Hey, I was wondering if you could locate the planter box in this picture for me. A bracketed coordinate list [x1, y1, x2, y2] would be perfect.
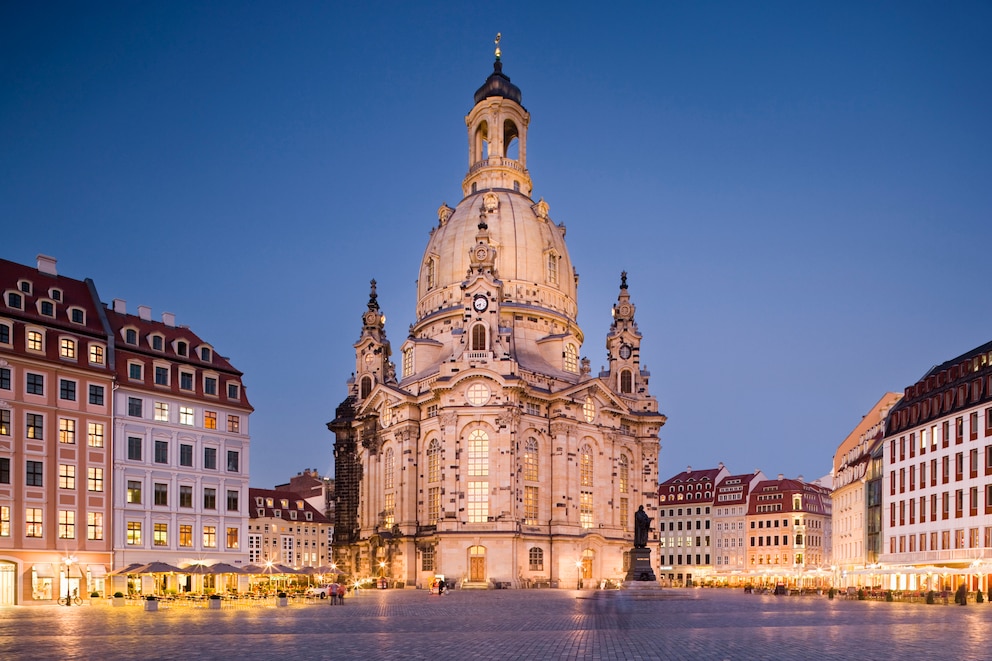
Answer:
[144, 600, 159, 612]
[276, 597, 288, 607]
[112, 597, 125, 607]
[208, 599, 221, 609]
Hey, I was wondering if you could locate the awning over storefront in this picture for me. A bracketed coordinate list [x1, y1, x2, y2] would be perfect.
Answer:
[88, 565, 107, 578]
[32, 564, 55, 578]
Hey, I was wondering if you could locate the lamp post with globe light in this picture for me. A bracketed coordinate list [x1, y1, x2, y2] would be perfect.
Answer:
[63, 555, 77, 606]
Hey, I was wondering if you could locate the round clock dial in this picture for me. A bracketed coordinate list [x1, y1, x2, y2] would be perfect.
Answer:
[473, 295, 488, 312]
[619, 344, 632, 360]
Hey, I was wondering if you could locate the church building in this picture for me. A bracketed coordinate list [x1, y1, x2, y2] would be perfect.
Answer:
[329, 44, 666, 589]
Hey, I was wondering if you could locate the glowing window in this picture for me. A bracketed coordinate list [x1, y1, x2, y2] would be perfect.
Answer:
[467, 383, 490, 406]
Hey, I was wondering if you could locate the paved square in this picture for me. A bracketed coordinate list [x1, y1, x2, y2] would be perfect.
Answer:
[1, 588, 989, 660]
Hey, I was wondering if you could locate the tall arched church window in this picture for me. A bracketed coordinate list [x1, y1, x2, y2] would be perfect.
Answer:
[468, 430, 489, 477]
[360, 376, 373, 399]
[471, 324, 487, 351]
[618, 454, 629, 494]
[523, 438, 538, 481]
[384, 448, 394, 490]
[620, 369, 632, 394]
[582, 396, 595, 423]
[402, 348, 414, 378]
[547, 252, 559, 285]
[427, 439, 441, 483]
[580, 444, 593, 487]
[564, 344, 578, 373]
[425, 259, 436, 290]
[474, 121, 489, 163]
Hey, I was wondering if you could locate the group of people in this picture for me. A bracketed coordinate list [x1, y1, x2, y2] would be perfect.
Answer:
[327, 582, 344, 604]
[429, 578, 447, 595]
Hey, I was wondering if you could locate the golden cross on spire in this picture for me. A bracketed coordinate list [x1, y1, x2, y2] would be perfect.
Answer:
[494, 32, 502, 60]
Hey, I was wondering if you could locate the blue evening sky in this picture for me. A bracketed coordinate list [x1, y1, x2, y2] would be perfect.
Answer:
[2, 2, 990, 488]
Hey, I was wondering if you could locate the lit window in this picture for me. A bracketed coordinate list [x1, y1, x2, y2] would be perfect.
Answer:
[468, 429, 489, 476]
[59, 464, 75, 489]
[154, 523, 168, 546]
[127, 480, 142, 504]
[523, 437, 538, 482]
[427, 439, 441, 483]
[89, 345, 104, 365]
[203, 525, 217, 548]
[179, 525, 192, 547]
[403, 348, 414, 378]
[227, 415, 240, 433]
[87, 467, 103, 492]
[467, 481, 488, 523]
[27, 330, 43, 351]
[204, 411, 217, 429]
[26, 414, 43, 440]
[58, 511, 75, 539]
[619, 454, 629, 494]
[384, 448, 395, 489]
[154, 402, 169, 421]
[524, 485, 539, 525]
[428, 486, 440, 523]
[60, 338, 76, 359]
[127, 521, 141, 545]
[179, 406, 194, 426]
[0, 410, 9, 436]
[87, 422, 104, 447]
[580, 444, 593, 487]
[580, 491, 593, 528]
[26, 508, 42, 537]
[582, 396, 595, 423]
[227, 527, 239, 549]
[87, 512, 103, 540]
[59, 418, 75, 444]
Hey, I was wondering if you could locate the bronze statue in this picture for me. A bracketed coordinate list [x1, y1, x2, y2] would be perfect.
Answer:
[634, 505, 651, 548]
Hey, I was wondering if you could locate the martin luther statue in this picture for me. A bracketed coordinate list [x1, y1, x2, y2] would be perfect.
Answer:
[634, 505, 651, 548]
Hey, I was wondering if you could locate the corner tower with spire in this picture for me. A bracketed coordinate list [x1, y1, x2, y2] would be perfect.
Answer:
[329, 38, 667, 590]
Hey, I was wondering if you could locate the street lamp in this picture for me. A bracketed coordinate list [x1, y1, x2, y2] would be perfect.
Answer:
[63, 555, 78, 607]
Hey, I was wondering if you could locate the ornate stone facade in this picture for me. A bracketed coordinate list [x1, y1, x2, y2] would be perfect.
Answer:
[329, 53, 666, 588]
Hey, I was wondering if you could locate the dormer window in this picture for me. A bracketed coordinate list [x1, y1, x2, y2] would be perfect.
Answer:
[6, 292, 23, 309]
[266, 498, 273, 507]
[69, 307, 85, 324]
[18, 280, 31, 295]
[49, 288, 62, 302]
[274, 510, 281, 518]
[281, 499, 289, 508]
[125, 328, 137, 345]
[39, 300, 54, 317]
[305, 512, 313, 521]
[151, 335, 164, 351]
[296, 501, 304, 510]
[255, 496, 263, 506]
[200, 346, 212, 362]
[176, 340, 188, 357]
[289, 511, 297, 520]
[257, 508, 265, 517]
[227, 382, 240, 400]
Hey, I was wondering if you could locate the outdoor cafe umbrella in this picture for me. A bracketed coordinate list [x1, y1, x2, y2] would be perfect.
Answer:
[107, 562, 145, 576]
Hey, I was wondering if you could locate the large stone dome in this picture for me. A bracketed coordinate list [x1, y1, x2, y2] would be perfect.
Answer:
[415, 189, 577, 326]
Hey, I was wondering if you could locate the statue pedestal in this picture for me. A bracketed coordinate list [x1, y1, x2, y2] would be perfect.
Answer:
[623, 547, 658, 584]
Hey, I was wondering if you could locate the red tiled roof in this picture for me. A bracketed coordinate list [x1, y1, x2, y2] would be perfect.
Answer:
[249, 488, 332, 525]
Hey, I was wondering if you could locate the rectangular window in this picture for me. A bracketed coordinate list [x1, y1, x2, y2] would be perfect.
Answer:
[154, 440, 168, 464]
[0, 457, 8, 484]
[127, 436, 142, 461]
[204, 411, 217, 430]
[154, 366, 169, 386]
[421, 546, 435, 572]
[955, 452, 964, 481]
[179, 444, 193, 467]
[179, 406, 194, 426]
[971, 449, 979, 479]
[26, 413, 43, 439]
[59, 418, 75, 444]
[87, 512, 103, 540]
[204, 447, 217, 470]
[428, 486, 440, 524]
[27, 331, 42, 351]
[127, 521, 141, 545]
[87, 423, 104, 448]
[0, 324, 8, 345]
[26, 460, 43, 487]
[58, 510, 75, 539]
[180, 372, 193, 390]
[88, 384, 104, 405]
[227, 489, 239, 512]
[524, 485, 539, 525]
[203, 488, 217, 510]
[26, 373, 44, 395]
[26, 508, 43, 537]
[128, 363, 142, 380]
[179, 485, 193, 508]
[580, 491, 594, 529]
[127, 480, 142, 504]
[127, 397, 142, 417]
[204, 377, 217, 396]
[227, 415, 240, 433]
[226, 527, 239, 549]
[58, 464, 75, 489]
[956, 489, 964, 518]
[971, 412, 979, 440]
[0, 410, 8, 437]
[154, 523, 168, 546]
[227, 450, 239, 472]
[227, 383, 239, 399]
[466, 481, 488, 523]
[0, 367, 9, 390]
[203, 525, 217, 548]
[87, 467, 103, 492]
[154, 402, 169, 422]
[89, 345, 104, 365]
[59, 379, 76, 401]
[154, 483, 168, 506]
[179, 524, 192, 547]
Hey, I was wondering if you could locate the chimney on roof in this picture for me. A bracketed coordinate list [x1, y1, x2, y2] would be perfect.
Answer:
[717, 462, 724, 470]
[777, 474, 784, 480]
[36, 254, 57, 276]
[113, 299, 126, 314]
[162, 312, 176, 327]
[797, 475, 804, 483]
[686, 465, 692, 473]
[138, 305, 151, 321]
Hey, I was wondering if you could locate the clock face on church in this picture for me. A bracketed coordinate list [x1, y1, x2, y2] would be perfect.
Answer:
[619, 344, 632, 360]
[473, 295, 489, 312]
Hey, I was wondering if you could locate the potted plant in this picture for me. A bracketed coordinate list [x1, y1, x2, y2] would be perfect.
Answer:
[209, 594, 222, 609]
[276, 591, 288, 607]
[976, 589, 984, 603]
[112, 591, 126, 607]
[144, 594, 159, 612]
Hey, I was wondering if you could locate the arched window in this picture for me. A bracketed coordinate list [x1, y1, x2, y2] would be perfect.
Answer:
[528, 547, 543, 571]
[468, 430, 489, 477]
[425, 259, 436, 290]
[564, 344, 578, 373]
[620, 369, 632, 394]
[547, 252, 559, 285]
[360, 376, 373, 399]
[471, 324, 487, 351]
[427, 439, 441, 483]
[384, 448, 394, 490]
[503, 119, 519, 159]
[474, 121, 489, 163]
[580, 444, 593, 487]
[618, 454, 629, 494]
[402, 348, 414, 378]
[523, 438, 538, 481]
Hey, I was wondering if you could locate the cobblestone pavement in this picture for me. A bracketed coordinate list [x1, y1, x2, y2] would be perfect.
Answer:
[1, 588, 990, 660]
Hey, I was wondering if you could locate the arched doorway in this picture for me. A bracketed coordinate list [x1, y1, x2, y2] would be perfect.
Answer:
[469, 546, 486, 582]
[0, 562, 15, 605]
[581, 549, 594, 580]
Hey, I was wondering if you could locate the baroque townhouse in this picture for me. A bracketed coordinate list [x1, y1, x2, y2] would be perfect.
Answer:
[881, 340, 992, 592]
[247, 488, 333, 570]
[712, 471, 765, 584]
[0, 256, 114, 605]
[745, 476, 831, 585]
[330, 50, 666, 589]
[831, 392, 901, 587]
[107, 300, 252, 592]
[656, 465, 728, 586]
[274, 468, 335, 522]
